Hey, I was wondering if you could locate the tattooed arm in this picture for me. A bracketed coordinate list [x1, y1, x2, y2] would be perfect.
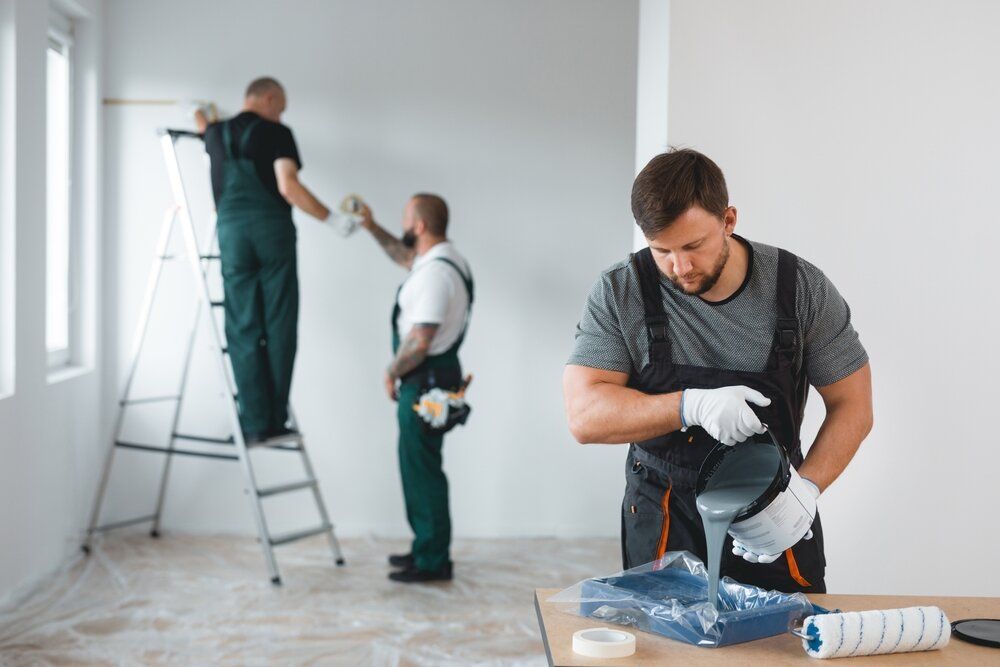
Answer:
[384, 324, 439, 400]
[359, 203, 415, 269]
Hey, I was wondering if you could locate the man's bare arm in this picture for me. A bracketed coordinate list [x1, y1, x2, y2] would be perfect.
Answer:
[563, 364, 683, 444]
[274, 157, 331, 221]
[358, 204, 415, 269]
[798, 363, 874, 491]
[194, 108, 210, 134]
[388, 324, 439, 379]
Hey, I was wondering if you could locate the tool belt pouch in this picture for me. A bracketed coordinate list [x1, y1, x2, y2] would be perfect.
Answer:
[410, 367, 471, 435]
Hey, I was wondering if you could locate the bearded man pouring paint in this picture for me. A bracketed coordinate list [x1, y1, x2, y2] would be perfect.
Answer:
[563, 149, 873, 594]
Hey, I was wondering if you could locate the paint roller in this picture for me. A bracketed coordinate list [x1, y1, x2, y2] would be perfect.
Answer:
[790, 605, 951, 659]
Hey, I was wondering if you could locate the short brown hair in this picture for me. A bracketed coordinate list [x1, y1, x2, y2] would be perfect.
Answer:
[412, 193, 449, 236]
[245, 76, 284, 99]
[631, 148, 729, 236]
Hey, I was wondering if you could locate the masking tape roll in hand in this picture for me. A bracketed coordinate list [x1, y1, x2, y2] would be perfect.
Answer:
[572, 627, 636, 659]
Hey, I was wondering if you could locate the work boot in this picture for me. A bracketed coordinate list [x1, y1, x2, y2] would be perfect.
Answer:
[388, 561, 453, 583]
[242, 431, 269, 446]
[388, 553, 414, 569]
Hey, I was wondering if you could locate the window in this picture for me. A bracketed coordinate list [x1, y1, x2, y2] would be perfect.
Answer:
[46, 16, 73, 368]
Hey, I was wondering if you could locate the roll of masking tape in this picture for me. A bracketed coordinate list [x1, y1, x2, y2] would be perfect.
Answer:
[572, 627, 636, 659]
[340, 194, 364, 215]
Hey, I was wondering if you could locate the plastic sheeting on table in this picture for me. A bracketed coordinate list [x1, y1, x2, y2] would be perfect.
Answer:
[549, 551, 821, 648]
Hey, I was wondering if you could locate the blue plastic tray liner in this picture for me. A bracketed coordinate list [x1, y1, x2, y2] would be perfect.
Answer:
[554, 551, 820, 648]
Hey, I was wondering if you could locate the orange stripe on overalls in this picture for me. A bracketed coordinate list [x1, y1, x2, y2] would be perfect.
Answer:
[785, 548, 811, 587]
[654, 487, 672, 560]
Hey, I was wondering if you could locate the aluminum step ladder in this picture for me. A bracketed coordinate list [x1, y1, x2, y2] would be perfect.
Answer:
[82, 128, 345, 585]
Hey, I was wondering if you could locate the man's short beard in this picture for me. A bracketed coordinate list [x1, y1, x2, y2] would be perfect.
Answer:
[667, 237, 730, 296]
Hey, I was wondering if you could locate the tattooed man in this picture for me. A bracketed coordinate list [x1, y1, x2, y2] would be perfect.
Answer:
[358, 194, 473, 583]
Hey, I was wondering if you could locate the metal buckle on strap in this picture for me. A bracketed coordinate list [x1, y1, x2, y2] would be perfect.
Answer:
[648, 323, 669, 343]
[776, 318, 798, 350]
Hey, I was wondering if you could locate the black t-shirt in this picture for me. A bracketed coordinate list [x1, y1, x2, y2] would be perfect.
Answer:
[203, 111, 302, 208]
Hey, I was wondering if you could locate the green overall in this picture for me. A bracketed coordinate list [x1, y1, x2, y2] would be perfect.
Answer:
[216, 118, 299, 436]
[392, 257, 473, 572]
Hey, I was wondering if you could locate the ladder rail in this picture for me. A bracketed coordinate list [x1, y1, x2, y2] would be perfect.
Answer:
[84, 207, 178, 550]
[150, 298, 202, 536]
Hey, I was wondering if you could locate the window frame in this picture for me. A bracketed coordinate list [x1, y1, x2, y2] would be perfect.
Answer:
[45, 16, 76, 370]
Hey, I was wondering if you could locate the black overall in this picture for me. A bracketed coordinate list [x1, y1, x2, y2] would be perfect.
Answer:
[621, 246, 826, 593]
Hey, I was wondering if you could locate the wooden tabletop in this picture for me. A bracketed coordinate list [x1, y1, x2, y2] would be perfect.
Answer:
[534, 588, 1000, 665]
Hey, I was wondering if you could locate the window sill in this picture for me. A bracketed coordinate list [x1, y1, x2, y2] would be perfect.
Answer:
[47, 364, 92, 385]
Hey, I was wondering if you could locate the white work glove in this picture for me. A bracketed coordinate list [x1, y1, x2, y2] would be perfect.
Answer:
[177, 99, 212, 121]
[731, 477, 821, 564]
[326, 211, 360, 237]
[681, 385, 771, 446]
[327, 194, 364, 237]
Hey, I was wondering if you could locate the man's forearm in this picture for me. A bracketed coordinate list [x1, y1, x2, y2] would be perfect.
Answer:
[566, 381, 683, 444]
[798, 406, 872, 491]
[388, 325, 436, 379]
[282, 181, 330, 221]
[364, 220, 415, 269]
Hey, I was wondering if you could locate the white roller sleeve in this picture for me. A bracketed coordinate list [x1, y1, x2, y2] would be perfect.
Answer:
[801, 606, 950, 659]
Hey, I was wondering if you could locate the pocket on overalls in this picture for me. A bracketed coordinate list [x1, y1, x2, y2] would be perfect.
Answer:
[621, 459, 673, 569]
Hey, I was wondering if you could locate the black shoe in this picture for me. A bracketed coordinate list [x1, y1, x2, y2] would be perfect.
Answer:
[388, 553, 414, 569]
[242, 431, 269, 445]
[261, 427, 302, 446]
[388, 561, 453, 583]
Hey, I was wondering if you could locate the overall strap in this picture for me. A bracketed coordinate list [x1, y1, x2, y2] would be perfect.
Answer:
[222, 120, 235, 159]
[770, 248, 800, 370]
[237, 117, 262, 157]
[432, 257, 474, 351]
[631, 247, 671, 364]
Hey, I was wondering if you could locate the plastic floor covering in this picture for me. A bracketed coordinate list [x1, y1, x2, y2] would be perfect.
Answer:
[0, 533, 618, 666]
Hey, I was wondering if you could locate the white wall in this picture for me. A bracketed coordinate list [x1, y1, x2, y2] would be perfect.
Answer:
[0, 0, 106, 601]
[666, 0, 1000, 595]
[633, 0, 670, 250]
[100, 0, 638, 542]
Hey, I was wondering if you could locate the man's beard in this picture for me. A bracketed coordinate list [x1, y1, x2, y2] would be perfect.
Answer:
[402, 230, 417, 248]
[666, 237, 730, 296]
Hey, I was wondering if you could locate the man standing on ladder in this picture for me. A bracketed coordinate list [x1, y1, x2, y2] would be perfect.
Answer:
[195, 77, 334, 443]
[358, 195, 473, 583]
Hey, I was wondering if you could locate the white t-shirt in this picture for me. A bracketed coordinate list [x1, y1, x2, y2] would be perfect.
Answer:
[395, 242, 472, 356]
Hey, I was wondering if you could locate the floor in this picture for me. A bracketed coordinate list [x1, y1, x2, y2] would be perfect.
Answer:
[0, 533, 619, 666]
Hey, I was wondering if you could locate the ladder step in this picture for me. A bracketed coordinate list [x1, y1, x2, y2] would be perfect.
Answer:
[172, 432, 234, 445]
[121, 395, 181, 406]
[257, 479, 316, 498]
[200, 254, 221, 260]
[211, 300, 224, 308]
[269, 523, 331, 546]
[92, 514, 157, 533]
[246, 432, 303, 448]
[250, 442, 303, 452]
[115, 441, 239, 460]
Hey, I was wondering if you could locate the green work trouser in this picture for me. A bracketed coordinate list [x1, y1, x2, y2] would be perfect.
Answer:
[217, 216, 298, 435]
[397, 381, 451, 571]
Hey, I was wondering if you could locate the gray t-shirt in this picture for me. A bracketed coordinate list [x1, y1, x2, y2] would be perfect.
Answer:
[568, 238, 868, 387]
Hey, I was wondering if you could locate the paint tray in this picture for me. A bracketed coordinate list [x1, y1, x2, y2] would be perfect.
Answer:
[549, 551, 820, 647]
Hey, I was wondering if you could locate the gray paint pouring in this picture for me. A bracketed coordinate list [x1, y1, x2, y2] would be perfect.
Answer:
[695, 441, 781, 610]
